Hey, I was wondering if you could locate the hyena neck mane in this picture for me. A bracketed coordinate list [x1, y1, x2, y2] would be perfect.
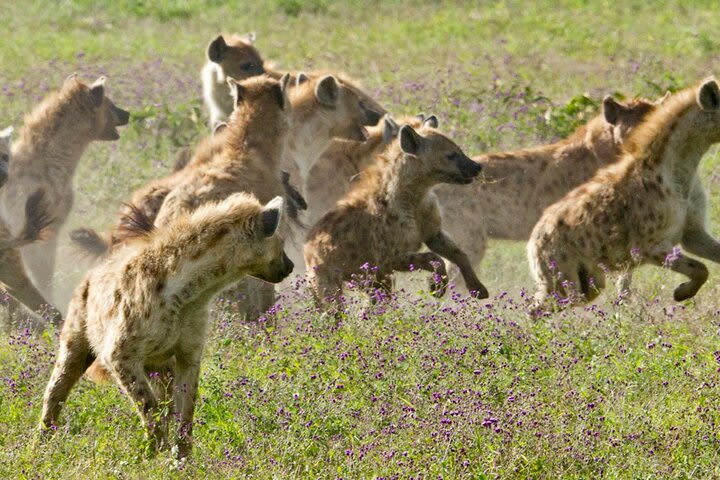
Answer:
[624, 87, 711, 188]
[13, 84, 98, 178]
[283, 115, 337, 181]
[134, 210, 255, 309]
[348, 143, 433, 212]
[225, 106, 288, 172]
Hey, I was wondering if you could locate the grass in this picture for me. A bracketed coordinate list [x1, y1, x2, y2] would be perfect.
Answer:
[2, 0, 720, 477]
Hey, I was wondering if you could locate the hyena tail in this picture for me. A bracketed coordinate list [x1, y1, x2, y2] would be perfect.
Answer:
[113, 203, 155, 241]
[71, 203, 156, 258]
[69, 228, 110, 259]
[0, 189, 55, 252]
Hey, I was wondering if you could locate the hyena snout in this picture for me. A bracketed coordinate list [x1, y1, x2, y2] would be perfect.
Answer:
[113, 105, 130, 126]
[256, 252, 294, 283]
[450, 153, 482, 184]
[361, 101, 383, 127]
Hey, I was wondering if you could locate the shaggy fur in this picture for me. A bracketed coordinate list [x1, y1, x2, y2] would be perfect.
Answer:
[0, 76, 128, 301]
[305, 121, 488, 308]
[40, 194, 293, 459]
[528, 78, 720, 305]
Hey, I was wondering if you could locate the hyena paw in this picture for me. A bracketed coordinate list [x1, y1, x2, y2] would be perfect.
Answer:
[467, 280, 489, 299]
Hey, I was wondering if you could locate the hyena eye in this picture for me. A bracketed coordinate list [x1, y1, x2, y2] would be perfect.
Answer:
[240, 63, 255, 71]
[447, 152, 459, 162]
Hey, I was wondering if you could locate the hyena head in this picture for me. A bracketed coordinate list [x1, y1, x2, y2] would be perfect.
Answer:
[601, 95, 660, 146]
[220, 194, 294, 283]
[398, 116, 481, 185]
[207, 33, 265, 81]
[290, 74, 383, 141]
[62, 76, 130, 141]
[0, 126, 12, 188]
[690, 77, 720, 142]
[227, 74, 292, 133]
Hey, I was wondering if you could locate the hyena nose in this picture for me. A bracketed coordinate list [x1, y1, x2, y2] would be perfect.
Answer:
[283, 254, 295, 277]
[460, 156, 482, 177]
[364, 107, 383, 126]
[114, 106, 130, 126]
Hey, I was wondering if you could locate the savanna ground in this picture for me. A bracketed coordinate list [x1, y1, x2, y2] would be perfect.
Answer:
[2, 0, 720, 478]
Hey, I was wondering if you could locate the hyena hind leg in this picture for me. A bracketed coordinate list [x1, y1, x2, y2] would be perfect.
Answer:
[40, 333, 95, 431]
[107, 357, 166, 452]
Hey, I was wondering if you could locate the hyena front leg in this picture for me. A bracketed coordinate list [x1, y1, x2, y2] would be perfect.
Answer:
[172, 351, 202, 459]
[649, 249, 709, 301]
[0, 248, 61, 326]
[392, 251, 449, 298]
[40, 329, 95, 431]
[107, 357, 165, 451]
[681, 228, 720, 264]
[424, 230, 489, 298]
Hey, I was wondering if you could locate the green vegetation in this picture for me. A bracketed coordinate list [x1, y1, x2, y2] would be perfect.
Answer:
[1, 0, 720, 477]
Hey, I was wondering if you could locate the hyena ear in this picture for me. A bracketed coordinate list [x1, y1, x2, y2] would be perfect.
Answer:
[315, 75, 339, 107]
[207, 35, 228, 63]
[259, 196, 284, 238]
[697, 78, 720, 111]
[89, 76, 106, 107]
[422, 115, 439, 129]
[212, 122, 228, 136]
[276, 73, 291, 109]
[602, 95, 624, 125]
[655, 90, 671, 105]
[296, 72, 310, 87]
[399, 124, 423, 156]
[228, 79, 246, 107]
[239, 31, 257, 45]
[414, 113, 426, 123]
[382, 116, 399, 143]
[63, 73, 79, 89]
[280, 73, 291, 93]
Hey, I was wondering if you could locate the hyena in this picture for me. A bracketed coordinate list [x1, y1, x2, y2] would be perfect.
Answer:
[0, 127, 60, 325]
[0, 76, 129, 301]
[40, 194, 293, 458]
[304, 119, 488, 308]
[436, 95, 660, 272]
[202, 32, 265, 127]
[528, 78, 720, 305]
[305, 114, 433, 226]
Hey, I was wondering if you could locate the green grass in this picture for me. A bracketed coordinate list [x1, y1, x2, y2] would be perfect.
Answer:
[2, 0, 720, 477]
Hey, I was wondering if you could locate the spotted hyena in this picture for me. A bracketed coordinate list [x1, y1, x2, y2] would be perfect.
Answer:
[528, 78, 720, 305]
[40, 194, 293, 458]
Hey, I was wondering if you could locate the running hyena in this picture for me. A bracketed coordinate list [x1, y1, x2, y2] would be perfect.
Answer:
[40, 194, 293, 458]
[528, 78, 720, 305]
[436, 95, 660, 271]
[305, 119, 487, 309]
